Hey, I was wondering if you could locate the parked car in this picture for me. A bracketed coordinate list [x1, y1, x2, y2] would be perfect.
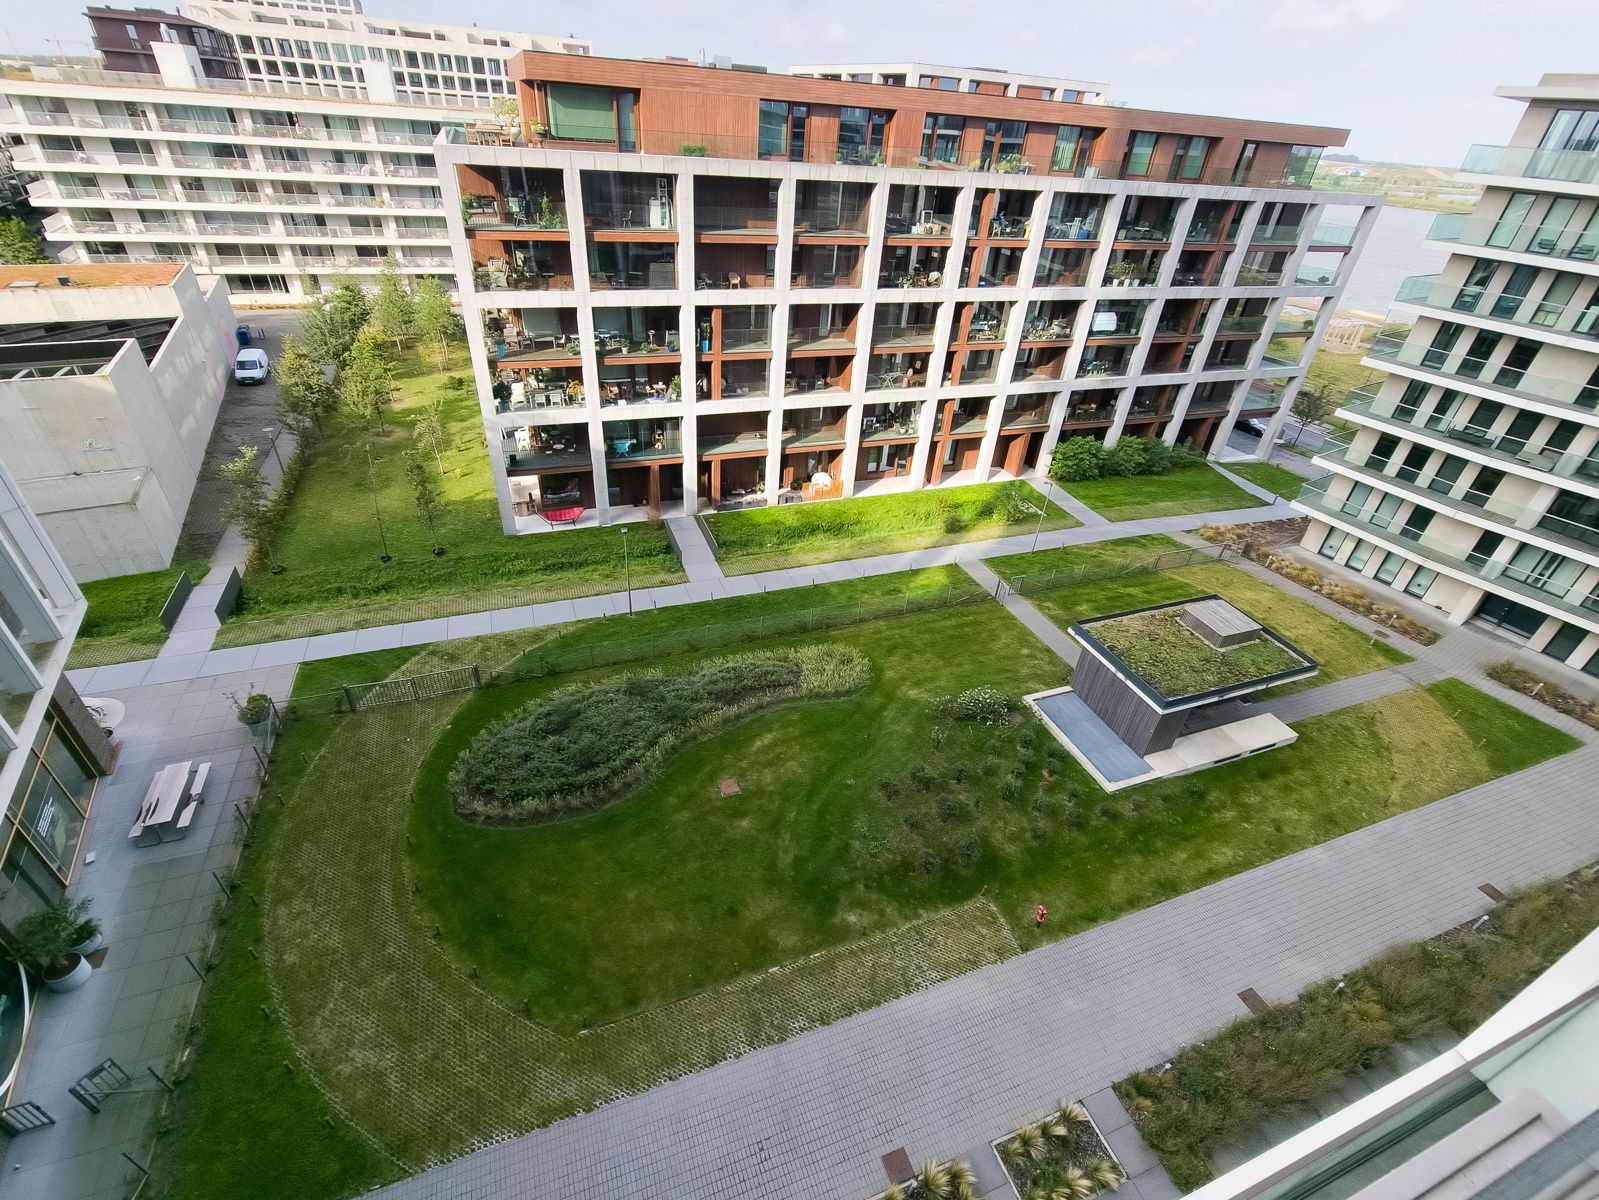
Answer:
[1237, 418, 1268, 438]
[233, 349, 270, 384]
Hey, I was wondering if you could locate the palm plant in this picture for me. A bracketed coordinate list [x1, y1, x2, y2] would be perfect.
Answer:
[1087, 1158, 1124, 1191]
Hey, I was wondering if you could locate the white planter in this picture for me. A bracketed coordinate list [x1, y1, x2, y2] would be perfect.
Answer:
[73, 929, 102, 956]
[43, 953, 92, 994]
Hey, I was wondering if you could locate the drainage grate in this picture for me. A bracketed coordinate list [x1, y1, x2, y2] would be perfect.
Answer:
[881, 1148, 913, 1184]
[1479, 883, 1508, 902]
[1238, 987, 1269, 1014]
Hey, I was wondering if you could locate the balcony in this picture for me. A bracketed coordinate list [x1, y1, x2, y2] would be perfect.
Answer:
[866, 354, 929, 391]
[694, 206, 778, 237]
[1310, 222, 1358, 249]
[884, 211, 956, 239]
[1460, 142, 1599, 186]
[861, 404, 920, 441]
[1236, 265, 1286, 286]
[1298, 477, 1599, 619]
[1216, 314, 1267, 335]
[788, 326, 856, 353]
[1426, 211, 1599, 264]
[872, 323, 937, 350]
[1001, 399, 1054, 429]
[1250, 224, 1304, 246]
[1395, 272, 1599, 339]
[1367, 332, 1599, 410]
[585, 201, 676, 233]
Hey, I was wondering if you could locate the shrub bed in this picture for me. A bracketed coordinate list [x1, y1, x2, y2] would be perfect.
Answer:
[1485, 661, 1599, 731]
[997, 1101, 1124, 1200]
[449, 646, 869, 823]
[1115, 870, 1599, 1190]
[1199, 524, 1440, 646]
[1050, 435, 1203, 483]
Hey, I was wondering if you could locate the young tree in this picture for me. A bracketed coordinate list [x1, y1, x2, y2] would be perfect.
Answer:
[297, 283, 371, 369]
[404, 446, 443, 553]
[414, 395, 449, 475]
[0, 217, 47, 264]
[412, 276, 460, 371]
[368, 257, 415, 353]
[340, 328, 395, 432]
[219, 445, 276, 569]
[1289, 386, 1337, 447]
[274, 334, 338, 434]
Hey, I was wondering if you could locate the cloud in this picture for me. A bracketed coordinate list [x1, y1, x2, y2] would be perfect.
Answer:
[1129, 44, 1179, 67]
[1268, 0, 1395, 36]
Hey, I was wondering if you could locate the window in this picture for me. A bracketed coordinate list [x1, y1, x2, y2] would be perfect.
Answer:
[1232, 141, 1259, 184]
[758, 100, 807, 160]
[1476, 594, 1546, 638]
[1398, 507, 1434, 542]
[1467, 531, 1504, 568]
[546, 83, 618, 142]
[1487, 192, 1535, 247]
[1421, 322, 1462, 369]
[1168, 135, 1210, 181]
[1052, 125, 1095, 173]
[920, 114, 965, 164]
[1401, 566, 1437, 598]
[1347, 540, 1376, 571]
[1122, 131, 1157, 177]
[1318, 527, 1346, 558]
[980, 120, 1026, 169]
[1282, 144, 1323, 185]
[1539, 108, 1599, 153]
[836, 107, 885, 164]
[1373, 552, 1403, 584]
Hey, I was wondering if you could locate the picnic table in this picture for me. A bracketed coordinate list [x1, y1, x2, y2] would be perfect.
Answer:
[129, 760, 209, 845]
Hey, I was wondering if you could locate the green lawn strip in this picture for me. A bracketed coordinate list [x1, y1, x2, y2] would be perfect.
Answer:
[1305, 344, 1380, 400]
[1222, 461, 1313, 498]
[146, 715, 399, 1200]
[1117, 869, 1599, 1191]
[990, 539, 1409, 692]
[1061, 466, 1261, 522]
[66, 558, 209, 668]
[702, 481, 1078, 575]
[213, 343, 683, 649]
[290, 646, 424, 704]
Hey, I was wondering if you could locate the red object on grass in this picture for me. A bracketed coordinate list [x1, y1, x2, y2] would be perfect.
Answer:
[1035, 904, 1048, 928]
[540, 506, 585, 526]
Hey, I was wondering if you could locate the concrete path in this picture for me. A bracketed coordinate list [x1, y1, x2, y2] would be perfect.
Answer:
[369, 697, 1598, 1200]
[961, 559, 1081, 668]
[665, 513, 725, 583]
[70, 499, 1297, 694]
[0, 667, 298, 1200]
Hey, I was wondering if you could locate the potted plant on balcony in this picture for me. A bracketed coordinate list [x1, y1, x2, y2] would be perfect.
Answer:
[529, 120, 547, 142]
[996, 153, 1028, 174]
[698, 321, 712, 353]
[667, 374, 682, 400]
[15, 897, 95, 993]
[1107, 260, 1138, 288]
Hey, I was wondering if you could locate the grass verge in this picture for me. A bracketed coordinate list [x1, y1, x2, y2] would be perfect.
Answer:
[1117, 869, 1599, 1191]
[67, 559, 209, 669]
[702, 480, 1077, 575]
[1222, 460, 1312, 498]
[1060, 466, 1262, 521]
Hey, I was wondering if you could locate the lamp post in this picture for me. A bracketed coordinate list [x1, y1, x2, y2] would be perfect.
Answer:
[621, 525, 632, 616]
[1029, 496, 1049, 553]
[364, 443, 392, 563]
[262, 426, 285, 473]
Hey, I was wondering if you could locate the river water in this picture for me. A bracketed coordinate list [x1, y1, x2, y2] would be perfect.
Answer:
[1334, 205, 1453, 318]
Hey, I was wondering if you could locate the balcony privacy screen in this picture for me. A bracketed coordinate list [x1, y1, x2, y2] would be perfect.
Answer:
[547, 84, 617, 143]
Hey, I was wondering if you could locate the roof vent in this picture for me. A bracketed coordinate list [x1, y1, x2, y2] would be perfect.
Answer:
[56, 275, 73, 287]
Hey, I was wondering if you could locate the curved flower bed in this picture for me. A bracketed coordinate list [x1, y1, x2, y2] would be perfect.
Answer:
[449, 646, 870, 823]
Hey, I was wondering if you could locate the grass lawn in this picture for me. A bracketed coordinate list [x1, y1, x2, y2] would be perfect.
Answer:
[212, 344, 683, 649]
[702, 480, 1078, 575]
[1222, 461, 1312, 498]
[989, 535, 1410, 692]
[1304, 343, 1379, 400]
[1061, 465, 1261, 522]
[66, 558, 209, 669]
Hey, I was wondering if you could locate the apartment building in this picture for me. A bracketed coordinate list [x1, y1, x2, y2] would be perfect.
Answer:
[0, 4, 589, 304]
[1294, 74, 1599, 676]
[89, 6, 244, 79]
[436, 53, 1376, 532]
[789, 61, 1107, 106]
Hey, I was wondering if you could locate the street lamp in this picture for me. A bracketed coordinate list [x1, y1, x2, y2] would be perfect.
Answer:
[364, 442, 392, 563]
[1028, 497, 1049, 553]
[262, 426, 285, 473]
[621, 525, 632, 616]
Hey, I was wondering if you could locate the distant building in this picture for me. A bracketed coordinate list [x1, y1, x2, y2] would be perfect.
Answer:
[0, 263, 235, 580]
[86, 6, 243, 80]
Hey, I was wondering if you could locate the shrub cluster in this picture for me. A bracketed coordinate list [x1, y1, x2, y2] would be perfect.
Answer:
[241, 438, 311, 577]
[1116, 870, 1599, 1190]
[1486, 661, 1599, 731]
[1050, 435, 1204, 484]
[449, 646, 869, 823]
[998, 1101, 1124, 1200]
[935, 686, 1012, 725]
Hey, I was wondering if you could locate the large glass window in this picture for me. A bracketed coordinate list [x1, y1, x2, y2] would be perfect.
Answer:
[759, 101, 808, 161]
[920, 114, 965, 164]
[1282, 144, 1323, 185]
[1169, 135, 1210, 181]
[1052, 125, 1095, 173]
[1232, 141, 1259, 184]
[1487, 192, 1535, 247]
[546, 83, 618, 142]
[1539, 108, 1599, 153]
[1122, 131, 1157, 177]
[980, 119, 1026, 168]
[837, 107, 885, 164]
[2, 715, 100, 891]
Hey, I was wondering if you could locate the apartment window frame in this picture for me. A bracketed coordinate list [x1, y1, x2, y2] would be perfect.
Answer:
[1051, 124, 1096, 174]
[1232, 141, 1259, 184]
[1122, 131, 1158, 177]
[920, 114, 966, 165]
[1168, 135, 1210, 181]
[979, 119, 1027, 169]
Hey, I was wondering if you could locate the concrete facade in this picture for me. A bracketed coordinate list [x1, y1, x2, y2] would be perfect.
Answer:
[0, 265, 236, 580]
[1294, 73, 1599, 677]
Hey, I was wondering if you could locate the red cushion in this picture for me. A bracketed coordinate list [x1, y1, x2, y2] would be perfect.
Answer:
[541, 506, 584, 523]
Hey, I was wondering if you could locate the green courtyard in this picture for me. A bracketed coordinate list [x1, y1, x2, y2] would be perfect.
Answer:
[701, 480, 1078, 574]
[67, 557, 208, 669]
[150, 547, 1579, 1200]
[1058, 464, 1261, 521]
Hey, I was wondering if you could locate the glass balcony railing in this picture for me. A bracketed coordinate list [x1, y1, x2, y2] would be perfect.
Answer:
[787, 326, 856, 351]
[1395, 272, 1599, 339]
[693, 206, 779, 235]
[1251, 224, 1303, 245]
[1217, 314, 1267, 334]
[1366, 332, 1599, 410]
[1235, 265, 1285, 286]
[1310, 222, 1358, 247]
[1340, 388, 1599, 483]
[1461, 142, 1599, 185]
[717, 327, 772, 352]
[1425, 211, 1599, 263]
[871, 323, 938, 347]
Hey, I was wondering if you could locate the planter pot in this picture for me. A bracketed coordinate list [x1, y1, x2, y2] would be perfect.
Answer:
[73, 929, 103, 956]
[44, 953, 92, 994]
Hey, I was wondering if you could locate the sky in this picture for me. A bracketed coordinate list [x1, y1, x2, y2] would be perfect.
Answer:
[1, 0, 1595, 164]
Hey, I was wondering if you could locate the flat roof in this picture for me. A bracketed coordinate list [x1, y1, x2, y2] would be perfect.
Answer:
[0, 264, 183, 289]
[1070, 595, 1317, 707]
[0, 318, 176, 368]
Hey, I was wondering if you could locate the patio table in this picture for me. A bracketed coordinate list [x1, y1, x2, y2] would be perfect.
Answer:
[130, 761, 192, 845]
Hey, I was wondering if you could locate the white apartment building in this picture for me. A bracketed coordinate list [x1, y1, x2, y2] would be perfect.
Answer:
[0, 4, 589, 304]
[437, 53, 1377, 534]
[1294, 74, 1599, 678]
[0, 263, 236, 581]
[182, 0, 589, 107]
[789, 62, 1107, 106]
